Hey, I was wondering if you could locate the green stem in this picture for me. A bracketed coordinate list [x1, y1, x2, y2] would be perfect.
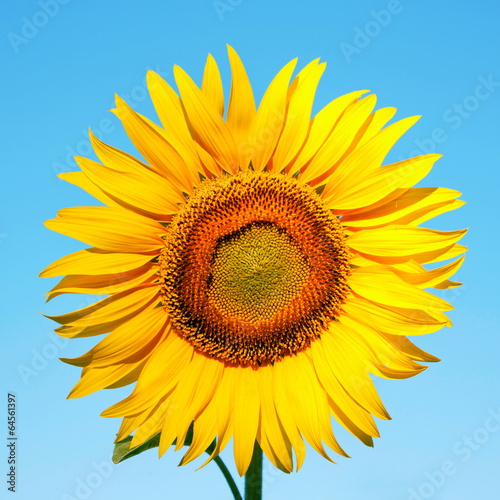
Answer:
[213, 455, 243, 500]
[244, 441, 263, 500]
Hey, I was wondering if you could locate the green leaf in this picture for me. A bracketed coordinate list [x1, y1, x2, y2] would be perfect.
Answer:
[112, 422, 205, 464]
[112, 425, 241, 499]
[113, 432, 161, 464]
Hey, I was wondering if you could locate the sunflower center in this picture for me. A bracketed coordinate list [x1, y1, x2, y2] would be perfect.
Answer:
[159, 172, 350, 367]
[208, 222, 309, 323]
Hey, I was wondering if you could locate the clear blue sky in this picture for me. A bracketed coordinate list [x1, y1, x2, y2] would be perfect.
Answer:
[1, 1, 499, 499]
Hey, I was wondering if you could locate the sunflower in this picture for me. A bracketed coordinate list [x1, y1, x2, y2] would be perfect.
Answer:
[41, 46, 467, 476]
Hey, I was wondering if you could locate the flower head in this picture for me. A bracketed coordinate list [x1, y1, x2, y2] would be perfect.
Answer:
[42, 46, 467, 476]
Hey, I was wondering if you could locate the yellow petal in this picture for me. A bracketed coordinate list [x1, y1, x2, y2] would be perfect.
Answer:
[287, 58, 320, 94]
[102, 333, 193, 418]
[247, 58, 297, 172]
[324, 322, 390, 420]
[257, 426, 290, 473]
[46, 286, 159, 328]
[232, 367, 260, 476]
[256, 366, 293, 472]
[130, 399, 170, 448]
[116, 414, 144, 442]
[40, 248, 153, 278]
[147, 400, 177, 453]
[352, 242, 468, 267]
[326, 394, 374, 447]
[147, 70, 199, 155]
[341, 187, 462, 227]
[202, 53, 224, 116]
[272, 360, 306, 471]
[89, 132, 186, 207]
[174, 64, 239, 173]
[378, 333, 440, 362]
[299, 95, 377, 184]
[54, 320, 132, 340]
[347, 226, 467, 258]
[342, 295, 448, 336]
[271, 62, 325, 170]
[349, 266, 453, 311]
[338, 315, 426, 375]
[45, 264, 157, 301]
[40, 248, 154, 278]
[281, 355, 336, 462]
[309, 106, 398, 189]
[76, 156, 178, 218]
[298, 354, 348, 458]
[112, 95, 197, 193]
[180, 401, 218, 466]
[199, 369, 234, 467]
[310, 340, 379, 443]
[159, 354, 221, 455]
[62, 307, 170, 368]
[390, 256, 465, 289]
[174, 356, 223, 449]
[45, 206, 165, 253]
[353, 106, 397, 150]
[226, 45, 257, 171]
[288, 90, 368, 175]
[328, 155, 438, 211]
[68, 359, 146, 399]
[194, 141, 222, 178]
[322, 115, 420, 201]
[422, 243, 468, 264]
[399, 200, 466, 227]
[432, 279, 463, 289]
[58, 171, 121, 207]
[104, 362, 146, 390]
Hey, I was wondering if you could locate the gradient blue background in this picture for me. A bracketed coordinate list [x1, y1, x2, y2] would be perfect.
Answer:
[1, 1, 499, 499]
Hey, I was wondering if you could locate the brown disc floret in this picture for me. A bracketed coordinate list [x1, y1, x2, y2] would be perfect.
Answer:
[159, 172, 351, 366]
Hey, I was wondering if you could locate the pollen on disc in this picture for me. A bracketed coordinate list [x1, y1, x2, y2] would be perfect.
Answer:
[208, 223, 309, 323]
[159, 172, 351, 367]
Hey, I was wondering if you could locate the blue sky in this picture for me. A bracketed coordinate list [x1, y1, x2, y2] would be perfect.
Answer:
[1, 0, 499, 499]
